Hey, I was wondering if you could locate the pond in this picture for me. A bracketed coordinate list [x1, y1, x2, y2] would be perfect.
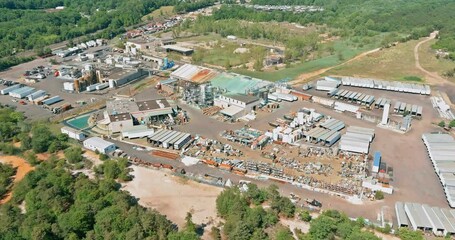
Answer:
[66, 114, 91, 130]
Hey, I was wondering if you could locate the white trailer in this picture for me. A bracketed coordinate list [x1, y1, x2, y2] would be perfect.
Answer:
[0, 84, 21, 95]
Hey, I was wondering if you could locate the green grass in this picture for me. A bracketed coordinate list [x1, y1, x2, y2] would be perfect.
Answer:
[195, 43, 267, 67]
[232, 39, 373, 82]
[402, 76, 423, 82]
[142, 6, 174, 21]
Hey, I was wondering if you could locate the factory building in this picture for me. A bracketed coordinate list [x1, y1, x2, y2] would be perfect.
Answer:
[147, 129, 192, 150]
[339, 126, 375, 154]
[215, 94, 261, 119]
[83, 137, 116, 154]
[108, 113, 134, 133]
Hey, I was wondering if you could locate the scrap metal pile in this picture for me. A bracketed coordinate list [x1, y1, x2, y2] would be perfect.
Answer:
[221, 127, 270, 150]
[184, 137, 244, 158]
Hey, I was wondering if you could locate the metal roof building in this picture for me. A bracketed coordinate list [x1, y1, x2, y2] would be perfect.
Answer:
[9, 86, 35, 99]
[397, 202, 455, 236]
[147, 129, 191, 150]
[341, 76, 431, 95]
[339, 126, 374, 154]
[83, 137, 116, 154]
[405, 202, 433, 231]
[320, 118, 345, 131]
[395, 202, 409, 227]
[422, 133, 455, 207]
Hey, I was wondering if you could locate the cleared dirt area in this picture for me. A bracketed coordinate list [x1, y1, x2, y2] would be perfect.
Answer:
[123, 165, 223, 228]
[0, 156, 34, 204]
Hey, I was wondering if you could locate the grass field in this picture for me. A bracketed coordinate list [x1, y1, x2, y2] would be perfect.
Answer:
[193, 42, 268, 67]
[327, 39, 426, 82]
[419, 39, 455, 81]
[142, 6, 174, 21]
[232, 39, 373, 82]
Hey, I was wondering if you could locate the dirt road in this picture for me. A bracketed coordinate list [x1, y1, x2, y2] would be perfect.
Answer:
[291, 48, 381, 84]
[413, 31, 452, 86]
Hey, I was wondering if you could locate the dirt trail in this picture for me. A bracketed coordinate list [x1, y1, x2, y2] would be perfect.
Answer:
[0, 156, 34, 204]
[413, 31, 453, 86]
[291, 48, 381, 84]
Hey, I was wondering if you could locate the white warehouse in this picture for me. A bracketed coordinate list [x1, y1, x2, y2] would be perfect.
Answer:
[61, 126, 87, 141]
[83, 137, 116, 154]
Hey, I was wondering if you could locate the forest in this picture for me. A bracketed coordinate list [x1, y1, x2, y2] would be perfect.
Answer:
[212, 1, 455, 53]
[0, 0, 214, 64]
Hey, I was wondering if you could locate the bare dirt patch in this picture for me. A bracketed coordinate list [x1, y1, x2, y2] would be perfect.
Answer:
[0, 156, 34, 204]
[123, 165, 223, 228]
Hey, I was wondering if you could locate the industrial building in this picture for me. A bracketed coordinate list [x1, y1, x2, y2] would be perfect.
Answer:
[396, 202, 455, 236]
[0, 84, 21, 95]
[83, 137, 116, 154]
[315, 79, 339, 91]
[333, 90, 375, 106]
[104, 98, 174, 125]
[303, 126, 341, 146]
[341, 76, 431, 95]
[125, 38, 156, 55]
[9, 86, 35, 99]
[41, 96, 63, 106]
[26, 90, 46, 101]
[320, 118, 345, 131]
[121, 126, 155, 139]
[422, 133, 455, 208]
[162, 45, 194, 55]
[215, 94, 261, 119]
[339, 126, 375, 154]
[61, 126, 87, 141]
[147, 129, 192, 150]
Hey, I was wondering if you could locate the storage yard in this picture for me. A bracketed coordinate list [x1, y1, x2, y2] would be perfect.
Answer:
[0, 13, 454, 235]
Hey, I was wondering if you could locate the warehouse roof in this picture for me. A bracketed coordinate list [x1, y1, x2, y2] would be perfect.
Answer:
[109, 113, 132, 122]
[83, 137, 115, 149]
[405, 203, 432, 229]
[220, 105, 244, 117]
[223, 94, 260, 104]
[396, 202, 409, 226]
[136, 99, 171, 111]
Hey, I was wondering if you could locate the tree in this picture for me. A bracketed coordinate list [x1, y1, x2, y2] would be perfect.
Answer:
[375, 191, 384, 200]
[308, 215, 337, 240]
[275, 227, 294, 240]
[299, 210, 312, 222]
[24, 151, 39, 166]
[449, 120, 455, 128]
[253, 59, 263, 71]
[31, 125, 53, 153]
[64, 147, 84, 164]
[245, 183, 268, 205]
[251, 228, 268, 240]
[271, 196, 295, 218]
[438, 121, 446, 128]
[185, 212, 196, 233]
[99, 153, 109, 161]
[397, 227, 424, 240]
[229, 222, 253, 240]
